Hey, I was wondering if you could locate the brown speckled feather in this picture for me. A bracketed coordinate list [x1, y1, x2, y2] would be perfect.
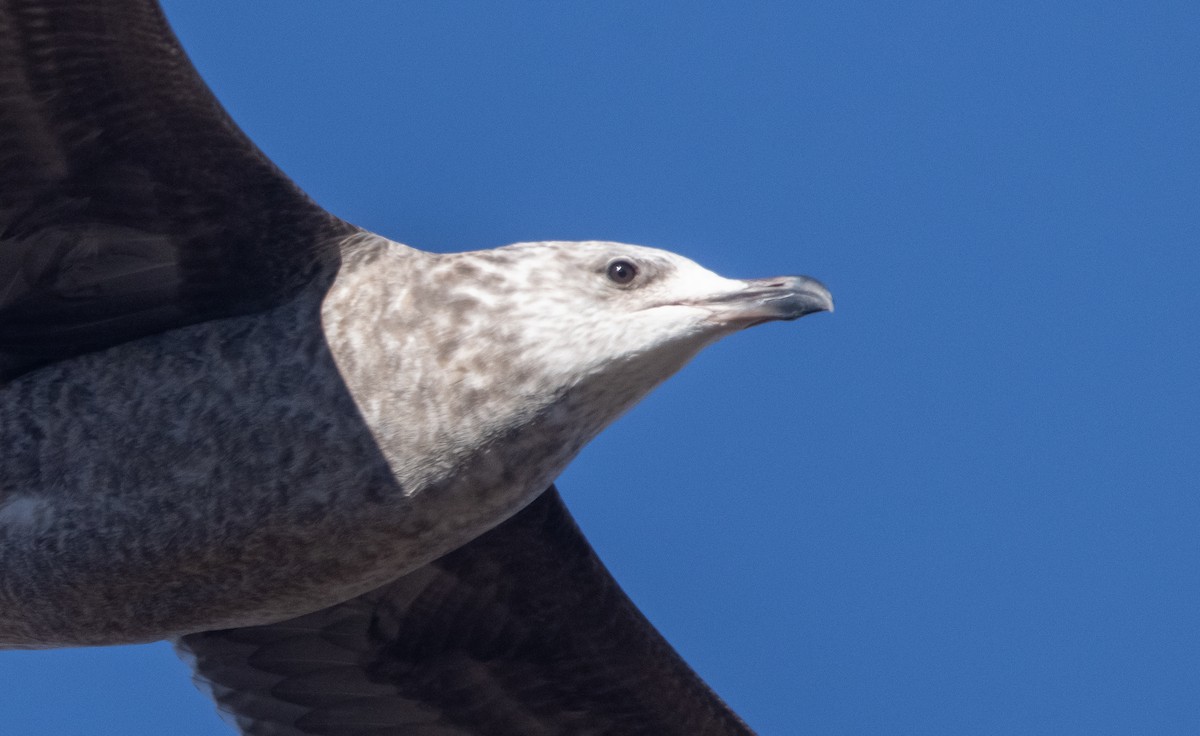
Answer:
[178, 487, 756, 736]
[0, 0, 356, 380]
[1, 1, 828, 730]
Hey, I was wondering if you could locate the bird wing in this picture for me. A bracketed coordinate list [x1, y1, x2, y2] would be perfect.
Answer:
[0, 0, 356, 381]
[177, 487, 756, 736]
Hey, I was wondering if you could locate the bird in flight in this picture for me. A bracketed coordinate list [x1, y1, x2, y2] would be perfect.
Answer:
[0, 2, 831, 734]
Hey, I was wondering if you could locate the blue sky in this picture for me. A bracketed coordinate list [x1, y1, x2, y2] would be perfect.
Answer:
[2, 2, 1198, 734]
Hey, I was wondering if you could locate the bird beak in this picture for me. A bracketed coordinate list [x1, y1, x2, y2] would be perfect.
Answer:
[703, 275, 834, 327]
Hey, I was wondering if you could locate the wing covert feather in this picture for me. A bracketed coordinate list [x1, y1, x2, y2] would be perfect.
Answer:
[179, 488, 755, 736]
[0, 0, 356, 380]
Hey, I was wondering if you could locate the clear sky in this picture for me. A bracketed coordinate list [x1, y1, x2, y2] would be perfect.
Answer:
[1, 2, 1197, 734]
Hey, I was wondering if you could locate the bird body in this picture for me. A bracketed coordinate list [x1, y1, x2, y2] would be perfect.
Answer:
[0, 1, 830, 731]
[0, 231, 830, 648]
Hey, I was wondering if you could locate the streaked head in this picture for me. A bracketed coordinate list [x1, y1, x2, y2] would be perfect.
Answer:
[431, 240, 832, 421]
[327, 237, 832, 499]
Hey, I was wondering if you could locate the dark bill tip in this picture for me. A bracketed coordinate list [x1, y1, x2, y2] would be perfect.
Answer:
[739, 274, 834, 321]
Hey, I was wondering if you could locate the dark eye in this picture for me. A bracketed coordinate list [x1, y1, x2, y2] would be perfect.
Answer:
[606, 259, 638, 285]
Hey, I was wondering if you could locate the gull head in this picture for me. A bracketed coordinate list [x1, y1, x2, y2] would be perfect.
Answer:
[426, 240, 833, 430]
[324, 237, 833, 523]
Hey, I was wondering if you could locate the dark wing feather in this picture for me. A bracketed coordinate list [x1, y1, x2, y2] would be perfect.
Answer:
[178, 488, 755, 736]
[0, 0, 356, 381]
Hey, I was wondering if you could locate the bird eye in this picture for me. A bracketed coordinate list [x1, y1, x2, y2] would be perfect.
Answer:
[606, 259, 638, 285]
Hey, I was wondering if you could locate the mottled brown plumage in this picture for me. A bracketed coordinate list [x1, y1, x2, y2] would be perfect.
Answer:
[179, 488, 753, 736]
[0, 1, 831, 734]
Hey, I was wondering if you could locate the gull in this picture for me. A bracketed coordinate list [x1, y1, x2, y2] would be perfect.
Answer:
[0, 1, 832, 734]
